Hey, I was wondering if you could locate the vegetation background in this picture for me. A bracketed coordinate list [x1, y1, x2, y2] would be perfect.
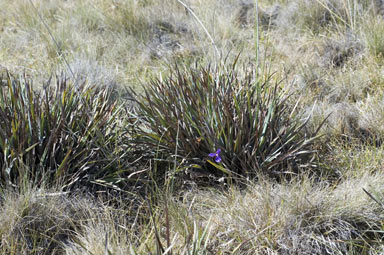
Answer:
[1, 0, 384, 254]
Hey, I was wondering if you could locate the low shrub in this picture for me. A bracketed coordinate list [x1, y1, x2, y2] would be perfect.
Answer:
[0, 73, 126, 189]
[131, 61, 323, 180]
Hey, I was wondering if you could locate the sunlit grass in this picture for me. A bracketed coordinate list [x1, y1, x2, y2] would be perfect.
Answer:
[1, 0, 384, 254]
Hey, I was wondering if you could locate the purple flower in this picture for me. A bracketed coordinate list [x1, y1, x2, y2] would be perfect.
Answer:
[208, 149, 222, 163]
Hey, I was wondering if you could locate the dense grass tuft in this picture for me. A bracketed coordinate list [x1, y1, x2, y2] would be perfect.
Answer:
[131, 62, 323, 180]
[0, 74, 125, 189]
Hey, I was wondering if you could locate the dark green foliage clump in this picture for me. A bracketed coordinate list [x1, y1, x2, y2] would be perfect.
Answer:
[132, 62, 322, 179]
[0, 74, 125, 189]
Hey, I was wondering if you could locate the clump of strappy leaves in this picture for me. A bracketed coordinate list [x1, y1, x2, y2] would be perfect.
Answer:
[0, 73, 127, 189]
[131, 61, 323, 179]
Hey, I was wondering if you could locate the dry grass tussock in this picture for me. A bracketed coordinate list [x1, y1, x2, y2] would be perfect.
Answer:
[173, 174, 384, 254]
[1, 174, 384, 254]
[0, 186, 100, 254]
[2, 0, 384, 254]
